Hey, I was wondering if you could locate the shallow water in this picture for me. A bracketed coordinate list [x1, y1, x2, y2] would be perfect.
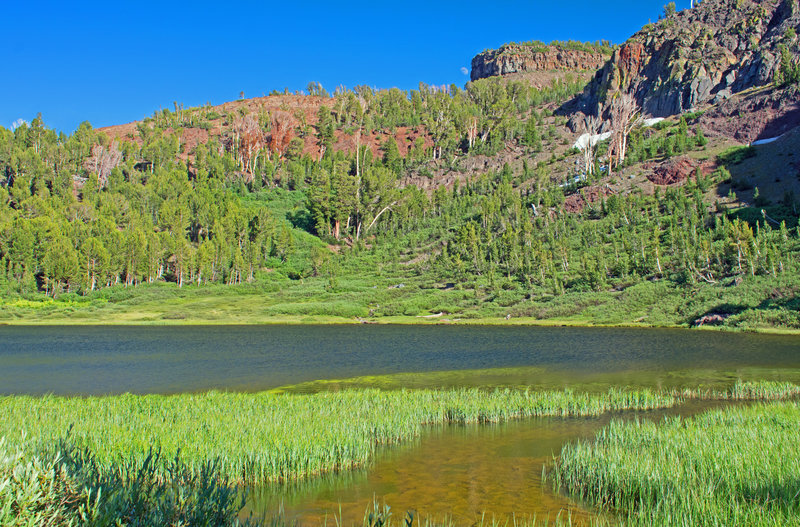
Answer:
[1, 325, 795, 524]
[246, 400, 736, 526]
[1, 325, 799, 395]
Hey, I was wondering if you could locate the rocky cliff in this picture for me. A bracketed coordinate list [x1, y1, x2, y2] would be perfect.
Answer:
[471, 42, 611, 82]
[569, 0, 800, 121]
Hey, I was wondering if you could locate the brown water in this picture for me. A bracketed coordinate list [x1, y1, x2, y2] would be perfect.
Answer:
[246, 400, 734, 526]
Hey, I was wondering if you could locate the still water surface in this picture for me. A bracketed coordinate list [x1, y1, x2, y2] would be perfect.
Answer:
[1, 325, 799, 395]
[246, 400, 737, 526]
[1, 325, 798, 525]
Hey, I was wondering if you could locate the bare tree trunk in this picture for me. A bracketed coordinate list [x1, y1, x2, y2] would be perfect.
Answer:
[366, 201, 398, 233]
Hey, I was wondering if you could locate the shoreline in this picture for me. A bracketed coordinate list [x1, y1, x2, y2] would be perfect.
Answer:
[1, 314, 799, 335]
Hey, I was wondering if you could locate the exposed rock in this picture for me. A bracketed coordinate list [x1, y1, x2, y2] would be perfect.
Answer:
[647, 157, 714, 186]
[694, 313, 729, 326]
[697, 85, 800, 142]
[567, 0, 800, 124]
[471, 43, 610, 82]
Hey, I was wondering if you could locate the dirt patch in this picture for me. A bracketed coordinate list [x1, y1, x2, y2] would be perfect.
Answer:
[563, 185, 613, 213]
[647, 157, 714, 186]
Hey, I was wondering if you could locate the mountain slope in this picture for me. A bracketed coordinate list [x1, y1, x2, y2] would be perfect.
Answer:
[569, 0, 800, 121]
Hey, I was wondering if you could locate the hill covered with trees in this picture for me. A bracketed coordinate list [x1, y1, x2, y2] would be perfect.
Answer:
[2, 0, 800, 331]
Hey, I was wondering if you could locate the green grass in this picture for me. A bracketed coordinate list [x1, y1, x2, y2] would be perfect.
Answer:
[551, 402, 800, 526]
[2, 381, 799, 525]
[0, 437, 253, 527]
[1, 388, 674, 486]
[2, 271, 800, 335]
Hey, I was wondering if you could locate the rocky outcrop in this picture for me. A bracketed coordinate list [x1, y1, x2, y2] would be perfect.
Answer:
[697, 84, 800, 142]
[568, 0, 800, 122]
[471, 43, 610, 81]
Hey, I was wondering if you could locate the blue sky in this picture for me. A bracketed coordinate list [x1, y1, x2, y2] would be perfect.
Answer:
[3, 1, 682, 133]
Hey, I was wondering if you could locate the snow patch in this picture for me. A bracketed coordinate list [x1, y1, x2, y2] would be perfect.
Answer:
[642, 117, 665, 127]
[573, 131, 612, 150]
[751, 135, 782, 146]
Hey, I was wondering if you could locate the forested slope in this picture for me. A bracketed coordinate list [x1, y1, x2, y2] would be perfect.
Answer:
[2, 5, 800, 330]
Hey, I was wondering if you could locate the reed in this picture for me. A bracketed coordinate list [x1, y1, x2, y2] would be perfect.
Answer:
[0, 437, 254, 526]
[551, 402, 800, 526]
[673, 379, 800, 401]
[0, 387, 673, 486]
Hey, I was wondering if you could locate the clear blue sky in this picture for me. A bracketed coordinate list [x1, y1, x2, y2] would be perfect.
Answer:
[3, 0, 682, 134]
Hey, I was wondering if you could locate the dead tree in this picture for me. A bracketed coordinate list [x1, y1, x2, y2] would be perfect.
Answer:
[266, 111, 296, 161]
[466, 116, 478, 150]
[87, 141, 122, 188]
[580, 114, 602, 178]
[608, 93, 642, 175]
[234, 113, 265, 176]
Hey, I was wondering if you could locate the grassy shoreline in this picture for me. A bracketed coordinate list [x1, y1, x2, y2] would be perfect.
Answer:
[552, 401, 800, 526]
[2, 314, 800, 335]
[2, 381, 799, 526]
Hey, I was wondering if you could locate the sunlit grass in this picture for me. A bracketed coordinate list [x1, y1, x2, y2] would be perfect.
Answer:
[551, 401, 800, 526]
[2, 388, 674, 486]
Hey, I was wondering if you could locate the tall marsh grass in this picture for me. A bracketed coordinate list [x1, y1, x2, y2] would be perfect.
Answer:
[2, 381, 799, 525]
[0, 437, 253, 526]
[1, 388, 673, 486]
[551, 402, 800, 526]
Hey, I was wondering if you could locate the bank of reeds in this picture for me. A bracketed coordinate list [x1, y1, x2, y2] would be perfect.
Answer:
[0, 387, 673, 486]
[0, 437, 254, 526]
[674, 379, 800, 401]
[3, 381, 800, 525]
[551, 401, 800, 526]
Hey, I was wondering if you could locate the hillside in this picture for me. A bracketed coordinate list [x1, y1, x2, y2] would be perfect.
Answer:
[1, 0, 800, 332]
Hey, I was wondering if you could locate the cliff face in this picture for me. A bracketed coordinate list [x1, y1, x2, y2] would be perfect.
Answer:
[471, 43, 610, 81]
[571, 0, 800, 120]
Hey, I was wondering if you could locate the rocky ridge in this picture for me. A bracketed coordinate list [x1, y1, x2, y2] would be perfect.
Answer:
[569, 0, 800, 122]
[471, 42, 611, 84]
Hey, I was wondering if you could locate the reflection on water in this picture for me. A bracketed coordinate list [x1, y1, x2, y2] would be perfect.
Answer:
[246, 401, 735, 527]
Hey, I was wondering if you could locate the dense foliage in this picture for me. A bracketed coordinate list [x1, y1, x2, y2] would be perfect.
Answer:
[1, 77, 798, 330]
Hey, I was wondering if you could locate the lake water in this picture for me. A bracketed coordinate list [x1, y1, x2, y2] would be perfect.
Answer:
[246, 400, 737, 527]
[2, 325, 799, 525]
[1, 325, 800, 395]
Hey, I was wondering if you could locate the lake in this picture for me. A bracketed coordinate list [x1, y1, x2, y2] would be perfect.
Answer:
[2, 325, 799, 525]
[246, 400, 738, 526]
[1, 325, 800, 395]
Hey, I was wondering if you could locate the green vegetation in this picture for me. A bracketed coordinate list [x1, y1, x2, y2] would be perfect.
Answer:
[775, 44, 800, 86]
[1, 59, 799, 333]
[499, 40, 617, 56]
[1, 438, 253, 526]
[2, 380, 799, 525]
[552, 401, 800, 526]
[0, 388, 674, 486]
